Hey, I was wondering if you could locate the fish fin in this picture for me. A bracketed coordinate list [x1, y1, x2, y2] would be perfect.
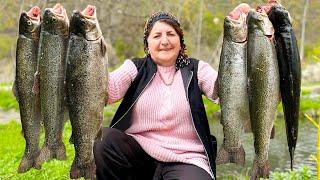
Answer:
[17, 150, 41, 173]
[242, 118, 251, 133]
[69, 131, 74, 144]
[100, 37, 107, 58]
[213, 79, 219, 102]
[95, 127, 103, 141]
[216, 145, 245, 166]
[32, 71, 40, 94]
[289, 147, 295, 170]
[270, 126, 275, 139]
[12, 81, 19, 102]
[250, 160, 270, 180]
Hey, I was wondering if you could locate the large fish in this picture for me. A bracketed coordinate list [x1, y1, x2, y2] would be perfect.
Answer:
[268, 5, 301, 170]
[247, 10, 279, 180]
[33, 3, 69, 167]
[216, 3, 250, 166]
[66, 5, 107, 179]
[13, 6, 41, 173]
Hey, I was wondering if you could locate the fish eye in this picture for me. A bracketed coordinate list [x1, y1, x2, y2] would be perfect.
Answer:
[27, 20, 32, 26]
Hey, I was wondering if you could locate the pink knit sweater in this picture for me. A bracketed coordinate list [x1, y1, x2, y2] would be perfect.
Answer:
[107, 59, 218, 178]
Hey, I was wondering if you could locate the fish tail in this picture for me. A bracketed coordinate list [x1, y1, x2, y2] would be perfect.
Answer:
[216, 145, 245, 166]
[290, 147, 295, 170]
[250, 159, 270, 180]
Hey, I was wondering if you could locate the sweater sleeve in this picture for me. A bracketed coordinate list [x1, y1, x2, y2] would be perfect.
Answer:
[107, 59, 138, 104]
[197, 60, 219, 103]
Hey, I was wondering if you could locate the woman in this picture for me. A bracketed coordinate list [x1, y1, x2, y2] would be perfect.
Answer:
[94, 11, 218, 180]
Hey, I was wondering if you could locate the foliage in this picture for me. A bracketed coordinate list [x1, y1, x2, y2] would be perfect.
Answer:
[0, 34, 16, 61]
[276, 83, 320, 115]
[0, 121, 75, 179]
[305, 43, 320, 63]
[0, 85, 19, 111]
[305, 113, 320, 180]
[203, 97, 220, 117]
[271, 165, 315, 180]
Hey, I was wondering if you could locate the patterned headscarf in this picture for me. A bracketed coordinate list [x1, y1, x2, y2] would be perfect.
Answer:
[143, 11, 190, 70]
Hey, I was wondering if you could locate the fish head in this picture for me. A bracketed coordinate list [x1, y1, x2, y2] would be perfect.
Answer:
[42, 3, 69, 36]
[247, 10, 274, 39]
[19, 6, 41, 39]
[224, 13, 247, 43]
[268, 5, 292, 29]
[70, 5, 102, 41]
[224, 3, 250, 43]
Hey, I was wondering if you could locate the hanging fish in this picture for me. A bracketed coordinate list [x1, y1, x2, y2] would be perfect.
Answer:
[66, 5, 107, 179]
[268, 5, 301, 170]
[216, 3, 251, 166]
[247, 9, 279, 180]
[14, 6, 41, 173]
[33, 3, 69, 167]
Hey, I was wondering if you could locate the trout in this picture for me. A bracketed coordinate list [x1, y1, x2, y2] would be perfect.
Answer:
[34, 3, 69, 167]
[13, 6, 41, 173]
[247, 10, 279, 180]
[66, 5, 107, 179]
[268, 5, 301, 170]
[216, 3, 250, 166]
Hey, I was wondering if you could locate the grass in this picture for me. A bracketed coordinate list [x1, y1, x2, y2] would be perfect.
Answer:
[0, 121, 75, 179]
[271, 165, 314, 180]
[0, 85, 19, 111]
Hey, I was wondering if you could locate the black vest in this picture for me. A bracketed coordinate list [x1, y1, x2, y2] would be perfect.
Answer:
[109, 56, 217, 178]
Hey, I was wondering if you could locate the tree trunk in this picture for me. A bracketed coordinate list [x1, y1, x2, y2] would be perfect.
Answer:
[196, 0, 203, 58]
[300, 0, 309, 61]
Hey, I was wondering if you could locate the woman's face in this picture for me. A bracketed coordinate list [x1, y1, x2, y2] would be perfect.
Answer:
[147, 21, 181, 66]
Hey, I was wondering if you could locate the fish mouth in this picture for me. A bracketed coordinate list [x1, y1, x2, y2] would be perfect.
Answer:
[227, 3, 250, 21]
[80, 5, 96, 20]
[225, 13, 248, 43]
[249, 10, 274, 38]
[44, 3, 66, 19]
[70, 5, 101, 41]
[52, 3, 66, 18]
[26, 6, 41, 21]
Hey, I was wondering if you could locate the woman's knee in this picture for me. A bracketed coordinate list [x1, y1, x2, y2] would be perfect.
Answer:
[93, 128, 124, 155]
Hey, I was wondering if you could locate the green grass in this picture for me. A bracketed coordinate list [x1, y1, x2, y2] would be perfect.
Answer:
[0, 121, 75, 179]
[0, 87, 19, 111]
[271, 165, 314, 180]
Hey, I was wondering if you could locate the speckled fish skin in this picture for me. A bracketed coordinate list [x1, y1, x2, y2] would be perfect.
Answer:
[34, 4, 69, 167]
[268, 5, 301, 170]
[216, 13, 249, 166]
[14, 8, 41, 173]
[66, 6, 107, 179]
[247, 10, 279, 180]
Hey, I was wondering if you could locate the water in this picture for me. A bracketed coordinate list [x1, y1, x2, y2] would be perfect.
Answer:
[210, 117, 317, 177]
